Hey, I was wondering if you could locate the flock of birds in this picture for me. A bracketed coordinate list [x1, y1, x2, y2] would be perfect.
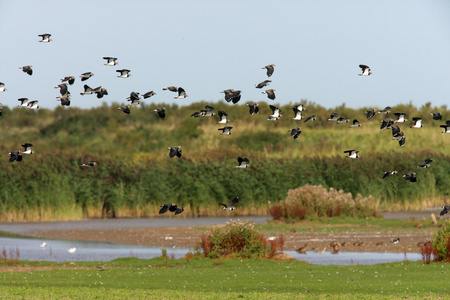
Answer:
[1, 34, 449, 233]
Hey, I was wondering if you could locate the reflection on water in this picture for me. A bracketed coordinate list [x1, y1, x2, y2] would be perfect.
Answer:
[0, 237, 422, 265]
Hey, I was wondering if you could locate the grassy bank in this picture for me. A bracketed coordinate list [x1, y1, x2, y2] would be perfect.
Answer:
[0, 257, 448, 299]
[0, 102, 449, 221]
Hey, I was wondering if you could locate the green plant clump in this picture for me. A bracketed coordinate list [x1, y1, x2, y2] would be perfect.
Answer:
[432, 219, 450, 262]
[199, 220, 282, 259]
[269, 184, 377, 221]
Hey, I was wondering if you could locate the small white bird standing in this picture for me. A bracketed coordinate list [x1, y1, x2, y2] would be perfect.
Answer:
[40, 242, 47, 248]
[67, 247, 77, 253]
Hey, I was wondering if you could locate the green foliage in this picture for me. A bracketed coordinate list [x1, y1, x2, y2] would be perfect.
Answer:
[432, 220, 450, 262]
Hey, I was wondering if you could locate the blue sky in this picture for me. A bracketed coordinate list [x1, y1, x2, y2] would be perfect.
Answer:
[0, 0, 449, 109]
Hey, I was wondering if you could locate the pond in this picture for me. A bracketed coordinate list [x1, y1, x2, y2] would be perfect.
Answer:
[0, 237, 422, 265]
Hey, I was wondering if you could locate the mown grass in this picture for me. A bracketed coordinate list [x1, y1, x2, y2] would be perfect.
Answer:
[0, 257, 448, 299]
[0, 101, 449, 221]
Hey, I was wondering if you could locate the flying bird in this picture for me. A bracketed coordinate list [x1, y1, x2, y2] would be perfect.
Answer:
[38, 33, 52, 43]
[344, 150, 361, 159]
[416, 159, 433, 168]
[153, 107, 166, 119]
[394, 112, 407, 123]
[292, 105, 303, 120]
[168, 146, 182, 158]
[18, 98, 29, 107]
[81, 161, 97, 167]
[328, 112, 339, 122]
[403, 172, 417, 182]
[0, 82, 7, 92]
[218, 126, 233, 135]
[304, 115, 317, 123]
[175, 87, 188, 99]
[262, 64, 275, 77]
[61, 76, 75, 85]
[382, 170, 398, 179]
[441, 123, 450, 133]
[247, 103, 259, 115]
[430, 112, 442, 120]
[80, 85, 94, 95]
[143, 91, 156, 99]
[19, 65, 33, 76]
[8, 151, 23, 163]
[336, 117, 350, 124]
[55, 83, 68, 96]
[95, 88, 108, 99]
[364, 109, 377, 120]
[221, 89, 241, 104]
[236, 157, 250, 168]
[116, 69, 131, 78]
[262, 89, 276, 100]
[440, 206, 450, 217]
[163, 86, 178, 92]
[159, 203, 178, 214]
[255, 80, 271, 89]
[27, 100, 40, 110]
[289, 127, 302, 140]
[103, 57, 118, 66]
[380, 119, 394, 130]
[377, 106, 391, 114]
[349, 119, 361, 128]
[268, 105, 282, 121]
[410, 117, 423, 128]
[220, 197, 239, 210]
[118, 105, 131, 114]
[358, 64, 372, 76]
[21, 143, 33, 155]
[217, 110, 229, 124]
[80, 72, 94, 81]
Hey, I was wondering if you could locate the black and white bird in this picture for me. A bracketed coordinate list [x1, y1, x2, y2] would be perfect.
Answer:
[218, 126, 233, 135]
[430, 112, 442, 120]
[220, 197, 239, 210]
[38, 33, 52, 43]
[403, 173, 417, 182]
[57, 96, 71, 107]
[221, 89, 242, 104]
[377, 106, 391, 114]
[153, 107, 166, 119]
[364, 109, 377, 120]
[304, 115, 317, 123]
[8, 151, 22, 163]
[328, 112, 339, 122]
[55, 83, 68, 96]
[143, 91, 156, 99]
[410, 117, 423, 128]
[201, 105, 215, 117]
[336, 117, 350, 124]
[116, 69, 131, 78]
[80, 72, 94, 81]
[247, 103, 259, 115]
[103, 57, 118, 66]
[27, 100, 40, 110]
[262, 89, 276, 100]
[236, 157, 250, 168]
[81, 161, 97, 167]
[394, 112, 407, 123]
[268, 105, 282, 121]
[168, 146, 182, 158]
[358, 64, 372, 76]
[19, 65, 33, 76]
[117, 105, 131, 114]
[95, 87, 108, 99]
[18, 98, 29, 107]
[380, 119, 394, 130]
[61, 76, 75, 85]
[292, 105, 303, 120]
[174, 87, 187, 99]
[440, 206, 450, 217]
[174, 206, 185, 215]
[217, 110, 229, 124]
[262, 64, 275, 77]
[163, 86, 178, 92]
[392, 238, 400, 245]
[80, 85, 94, 95]
[0, 82, 6, 92]
[441, 121, 450, 133]
[344, 150, 361, 159]
[159, 203, 178, 214]
[21, 143, 33, 155]
[289, 127, 302, 140]
[382, 170, 398, 179]
[255, 80, 271, 89]
[391, 126, 406, 146]
[416, 159, 433, 168]
[127, 92, 141, 105]
[349, 119, 361, 128]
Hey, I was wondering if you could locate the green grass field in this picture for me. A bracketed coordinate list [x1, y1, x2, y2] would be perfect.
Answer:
[0, 257, 448, 299]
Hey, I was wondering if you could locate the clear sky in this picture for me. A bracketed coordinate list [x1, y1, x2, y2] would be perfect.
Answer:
[0, 0, 449, 110]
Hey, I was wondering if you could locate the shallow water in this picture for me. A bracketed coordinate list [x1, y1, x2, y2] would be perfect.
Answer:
[0, 237, 422, 264]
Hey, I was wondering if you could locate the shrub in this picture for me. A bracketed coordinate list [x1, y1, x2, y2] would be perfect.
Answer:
[432, 220, 450, 262]
[198, 220, 283, 259]
[269, 184, 377, 221]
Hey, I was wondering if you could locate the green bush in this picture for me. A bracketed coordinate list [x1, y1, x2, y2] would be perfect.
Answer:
[432, 220, 450, 262]
[198, 220, 283, 259]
